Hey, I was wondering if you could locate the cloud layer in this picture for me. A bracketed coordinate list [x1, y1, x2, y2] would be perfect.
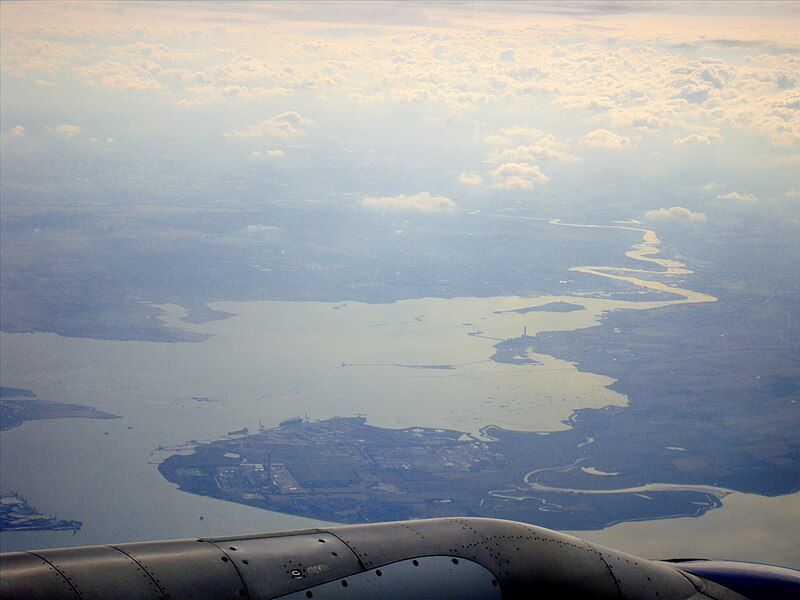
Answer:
[644, 206, 708, 222]
[717, 192, 759, 202]
[582, 129, 632, 149]
[226, 112, 311, 139]
[362, 192, 456, 213]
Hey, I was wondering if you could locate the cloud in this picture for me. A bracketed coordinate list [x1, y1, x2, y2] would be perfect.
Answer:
[3, 4, 798, 150]
[785, 187, 798, 198]
[489, 144, 579, 163]
[581, 129, 631, 148]
[491, 163, 549, 190]
[484, 127, 563, 148]
[55, 124, 80, 137]
[702, 182, 719, 190]
[10, 124, 25, 137]
[245, 224, 279, 233]
[251, 149, 285, 158]
[459, 171, 483, 186]
[494, 126, 546, 140]
[674, 130, 721, 145]
[361, 192, 456, 213]
[644, 206, 707, 222]
[226, 112, 312, 138]
[717, 191, 758, 202]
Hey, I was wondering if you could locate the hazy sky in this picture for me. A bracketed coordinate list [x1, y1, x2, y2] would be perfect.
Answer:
[1, 1, 797, 223]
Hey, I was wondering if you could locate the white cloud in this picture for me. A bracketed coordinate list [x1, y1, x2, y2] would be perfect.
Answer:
[226, 112, 312, 138]
[484, 127, 563, 148]
[55, 124, 80, 137]
[644, 206, 708, 222]
[105, 136, 116, 143]
[3, 5, 797, 150]
[251, 149, 286, 158]
[702, 182, 719, 190]
[245, 224, 279, 233]
[361, 192, 456, 213]
[717, 192, 759, 202]
[459, 171, 483, 186]
[10, 124, 25, 137]
[498, 126, 546, 139]
[491, 163, 549, 190]
[489, 144, 579, 163]
[785, 187, 798, 198]
[674, 131, 721, 145]
[581, 129, 631, 148]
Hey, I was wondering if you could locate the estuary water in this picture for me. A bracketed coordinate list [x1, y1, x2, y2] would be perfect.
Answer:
[0, 292, 632, 551]
[2, 222, 796, 567]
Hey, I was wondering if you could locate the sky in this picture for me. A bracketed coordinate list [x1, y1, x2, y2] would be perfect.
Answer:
[0, 1, 798, 223]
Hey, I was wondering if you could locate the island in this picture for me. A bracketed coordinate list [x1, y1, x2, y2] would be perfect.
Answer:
[159, 416, 726, 530]
[490, 334, 541, 365]
[1, 493, 81, 532]
[497, 301, 584, 314]
[1, 387, 121, 431]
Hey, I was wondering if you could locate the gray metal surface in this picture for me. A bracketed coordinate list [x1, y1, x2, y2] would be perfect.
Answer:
[36, 545, 164, 599]
[590, 544, 709, 600]
[0, 517, 749, 599]
[662, 560, 800, 600]
[274, 556, 502, 599]
[330, 517, 716, 599]
[206, 533, 362, 599]
[111, 539, 246, 599]
[0, 551, 81, 600]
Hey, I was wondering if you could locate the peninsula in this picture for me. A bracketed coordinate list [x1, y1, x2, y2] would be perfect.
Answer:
[159, 416, 728, 530]
[1, 387, 121, 431]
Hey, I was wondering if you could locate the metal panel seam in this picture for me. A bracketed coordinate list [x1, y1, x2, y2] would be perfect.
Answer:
[109, 545, 168, 598]
[323, 530, 368, 572]
[590, 548, 625, 598]
[204, 540, 252, 599]
[27, 551, 83, 599]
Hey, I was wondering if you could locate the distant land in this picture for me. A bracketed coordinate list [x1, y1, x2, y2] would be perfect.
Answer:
[160, 416, 730, 530]
[0, 493, 81, 532]
[0, 387, 36, 398]
[490, 335, 542, 365]
[0, 207, 638, 342]
[498, 301, 584, 314]
[0, 387, 121, 431]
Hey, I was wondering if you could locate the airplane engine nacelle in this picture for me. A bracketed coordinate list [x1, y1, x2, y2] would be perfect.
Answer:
[2, 517, 796, 599]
